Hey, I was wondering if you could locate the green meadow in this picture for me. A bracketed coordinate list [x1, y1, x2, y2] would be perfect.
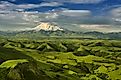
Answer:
[0, 38, 121, 80]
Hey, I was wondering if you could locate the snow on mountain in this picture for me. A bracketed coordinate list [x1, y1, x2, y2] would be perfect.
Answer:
[32, 22, 63, 31]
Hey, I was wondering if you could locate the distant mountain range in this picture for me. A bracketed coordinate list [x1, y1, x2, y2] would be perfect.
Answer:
[0, 22, 121, 39]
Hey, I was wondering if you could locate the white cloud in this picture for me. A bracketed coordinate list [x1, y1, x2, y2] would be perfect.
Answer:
[0, 1, 13, 10]
[79, 24, 118, 32]
[42, 9, 91, 20]
[114, 18, 121, 22]
[80, 24, 111, 29]
[17, 4, 41, 9]
[0, 11, 40, 23]
[16, 2, 62, 9]
[69, 0, 104, 3]
[45, 13, 59, 19]
[110, 7, 121, 22]
[0, 13, 16, 19]
[44, 0, 104, 4]
[39, 2, 62, 7]
[0, 4, 6, 9]
[110, 7, 121, 17]
[60, 10, 91, 17]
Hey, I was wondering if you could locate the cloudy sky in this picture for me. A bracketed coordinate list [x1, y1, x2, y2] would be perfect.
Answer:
[0, 0, 121, 32]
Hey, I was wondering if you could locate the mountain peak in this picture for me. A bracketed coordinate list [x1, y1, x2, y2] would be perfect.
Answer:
[33, 22, 63, 31]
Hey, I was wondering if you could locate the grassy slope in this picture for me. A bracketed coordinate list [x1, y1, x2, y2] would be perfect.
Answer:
[0, 39, 121, 80]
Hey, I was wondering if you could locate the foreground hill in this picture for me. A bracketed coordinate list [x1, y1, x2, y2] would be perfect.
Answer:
[0, 39, 121, 80]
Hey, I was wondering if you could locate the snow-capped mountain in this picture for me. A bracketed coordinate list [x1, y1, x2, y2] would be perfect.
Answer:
[32, 22, 63, 31]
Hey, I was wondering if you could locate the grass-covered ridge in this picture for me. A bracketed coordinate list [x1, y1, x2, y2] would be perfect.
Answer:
[0, 59, 28, 68]
[0, 39, 121, 80]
